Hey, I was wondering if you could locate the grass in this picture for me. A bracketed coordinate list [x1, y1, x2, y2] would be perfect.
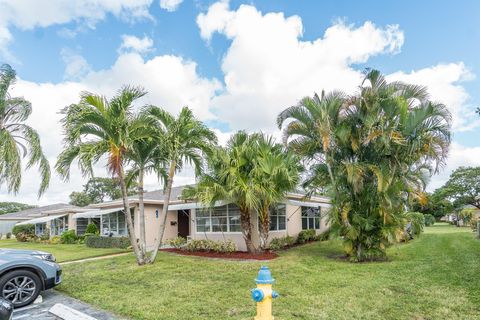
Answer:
[57, 223, 480, 320]
[0, 239, 129, 262]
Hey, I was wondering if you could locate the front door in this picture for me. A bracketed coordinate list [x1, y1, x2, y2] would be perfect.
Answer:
[178, 210, 190, 238]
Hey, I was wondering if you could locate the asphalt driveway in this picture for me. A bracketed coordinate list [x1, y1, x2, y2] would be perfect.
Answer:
[12, 290, 124, 320]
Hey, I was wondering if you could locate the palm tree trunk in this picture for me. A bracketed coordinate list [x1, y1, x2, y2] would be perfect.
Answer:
[138, 168, 147, 257]
[148, 159, 176, 263]
[259, 209, 270, 251]
[240, 208, 256, 253]
[118, 167, 145, 265]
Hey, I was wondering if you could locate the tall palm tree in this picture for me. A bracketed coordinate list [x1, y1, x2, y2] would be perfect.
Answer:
[55, 86, 151, 265]
[252, 134, 301, 250]
[278, 69, 451, 261]
[0, 64, 50, 196]
[126, 136, 168, 257]
[182, 131, 261, 253]
[144, 106, 217, 263]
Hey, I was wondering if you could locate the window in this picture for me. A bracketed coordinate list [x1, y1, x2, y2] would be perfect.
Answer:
[101, 210, 128, 236]
[302, 206, 321, 230]
[76, 218, 88, 235]
[196, 204, 242, 233]
[35, 223, 46, 236]
[270, 204, 286, 231]
[50, 216, 68, 236]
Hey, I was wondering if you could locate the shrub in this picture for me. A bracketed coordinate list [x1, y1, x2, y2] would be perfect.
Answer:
[85, 223, 99, 235]
[6, 233, 11, 239]
[15, 232, 30, 242]
[185, 239, 237, 253]
[85, 236, 131, 249]
[403, 212, 425, 240]
[12, 224, 35, 237]
[39, 231, 50, 241]
[269, 236, 296, 250]
[50, 236, 61, 244]
[315, 230, 330, 241]
[60, 230, 78, 244]
[297, 229, 316, 244]
[168, 236, 187, 249]
[424, 214, 436, 227]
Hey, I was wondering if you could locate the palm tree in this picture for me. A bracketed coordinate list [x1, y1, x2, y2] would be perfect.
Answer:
[182, 131, 261, 253]
[55, 86, 151, 265]
[144, 106, 217, 263]
[126, 136, 168, 257]
[0, 64, 50, 196]
[278, 69, 451, 261]
[252, 134, 301, 250]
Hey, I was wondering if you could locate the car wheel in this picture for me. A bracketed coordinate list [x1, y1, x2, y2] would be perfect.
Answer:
[0, 270, 41, 308]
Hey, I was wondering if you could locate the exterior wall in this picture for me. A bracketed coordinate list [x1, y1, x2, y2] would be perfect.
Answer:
[0, 220, 20, 237]
[142, 205, 178, 249]
[67, 213, 76, 232]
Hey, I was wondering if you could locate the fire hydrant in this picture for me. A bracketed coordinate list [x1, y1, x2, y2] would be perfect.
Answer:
[251, 266, 279, 320]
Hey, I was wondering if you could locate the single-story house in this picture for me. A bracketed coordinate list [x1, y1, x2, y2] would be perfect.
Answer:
[0, 203, 72, 237]
[16, 185, 331, 251]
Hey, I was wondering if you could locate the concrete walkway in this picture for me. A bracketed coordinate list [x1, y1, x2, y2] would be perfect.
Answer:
[60, 252, 131, 265]
[12, 290, 126, 320]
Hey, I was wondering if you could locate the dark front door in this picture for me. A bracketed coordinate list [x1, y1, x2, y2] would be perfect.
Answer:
[178, 210, 190, 238]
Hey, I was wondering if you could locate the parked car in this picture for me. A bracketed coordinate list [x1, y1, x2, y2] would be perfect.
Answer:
[0, 249, 62, 308]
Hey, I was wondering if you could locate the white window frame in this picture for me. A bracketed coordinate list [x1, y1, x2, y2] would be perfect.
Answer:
[301, 206, 321, 230]
[269, 204, 287, 231]
[50, 216, 68, 236]
[195, 204, 242, 233]
[101, 210, 128, 237]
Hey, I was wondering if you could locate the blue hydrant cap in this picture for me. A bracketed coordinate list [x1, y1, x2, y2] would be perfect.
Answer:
[255, 265, 275, 284]
[251, 288, 264, 302]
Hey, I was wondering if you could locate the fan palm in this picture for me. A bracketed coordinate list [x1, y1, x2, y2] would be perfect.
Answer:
[55, 86, 151, 265]
[0, 64, 50, 196]
[278, 69, 451, 261]
[143, 106, 217, 263]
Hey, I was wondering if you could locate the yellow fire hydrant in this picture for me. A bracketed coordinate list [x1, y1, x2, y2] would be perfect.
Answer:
[251, 266, 279, 320]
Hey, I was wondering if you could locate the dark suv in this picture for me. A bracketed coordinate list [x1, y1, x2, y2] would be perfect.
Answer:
[0, 249, 62, 308]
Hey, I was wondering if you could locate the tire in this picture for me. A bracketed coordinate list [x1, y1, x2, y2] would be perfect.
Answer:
[0, 270, 42, 308]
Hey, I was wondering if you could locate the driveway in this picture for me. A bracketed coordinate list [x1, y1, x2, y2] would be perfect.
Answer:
[12, 290, 124, 320]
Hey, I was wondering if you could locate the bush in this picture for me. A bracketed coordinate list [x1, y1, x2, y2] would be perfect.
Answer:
[85, 223, 99, 235]
[85, 236, 131, 249]
[50, 236, 61, 244]
[60, 230, 78, 244]
[404, 212, 425, 240]
[15, 232, 30, 242]
[6, 233, 11, 239]
[424, 214, 436, 227]
[12, 224, 35, 237]
[168, 236, 187, 249]
[185, 239, 237, 253]
[297, 229, 316, 244]
[269, 236, 296, 250]
[315, 230, 330, 241]
[39, 230, 50, 241]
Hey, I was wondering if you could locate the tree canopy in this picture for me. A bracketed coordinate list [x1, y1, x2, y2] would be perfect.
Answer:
[69, 177, 138, 207]
[436, 166, 480, 209]
[0, 202, 35, 215]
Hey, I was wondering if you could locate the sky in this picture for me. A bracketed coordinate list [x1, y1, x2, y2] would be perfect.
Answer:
[1, 0, 480, 205]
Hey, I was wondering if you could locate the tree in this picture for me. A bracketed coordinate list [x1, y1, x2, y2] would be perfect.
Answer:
[0, 202, 34, 215]
[56, 86, 151, 265]
[410, 192, 453, 220]
[253, 134, 301, 250]
[278, 69, 451, 261]
[69, 177, 138, 206]
[0, 64, 50, 196]
[437, 167, 480, 209]
[69, 191, 92, 207]
[145, 106, 217, 263]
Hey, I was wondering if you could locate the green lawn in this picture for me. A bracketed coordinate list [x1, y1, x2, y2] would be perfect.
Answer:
[0, 239, 129, 262]
[58, 223, 480, 320]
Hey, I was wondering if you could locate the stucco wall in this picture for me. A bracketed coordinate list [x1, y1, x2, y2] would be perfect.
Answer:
[141, 205, 178, 249]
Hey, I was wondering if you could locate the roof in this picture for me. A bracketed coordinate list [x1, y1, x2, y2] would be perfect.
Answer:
[0, 203, 73, 221]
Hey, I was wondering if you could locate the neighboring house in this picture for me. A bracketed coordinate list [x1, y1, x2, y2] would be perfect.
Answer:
[15, 185, 331, 251]
[0, 204, 71, 236]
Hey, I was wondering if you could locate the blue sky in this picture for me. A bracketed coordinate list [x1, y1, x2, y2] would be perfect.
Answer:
[1, 0, 479, 203]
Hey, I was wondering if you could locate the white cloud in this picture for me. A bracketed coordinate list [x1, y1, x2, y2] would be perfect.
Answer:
[159, 0, 183, 12]
[0, 51, 220, 204]
[197, 1, 404, 131]
[0, 0, 154, 61]
[61, 48, 92, 80]
[428, 142, 480, 191]
[118, 35, 154, 54]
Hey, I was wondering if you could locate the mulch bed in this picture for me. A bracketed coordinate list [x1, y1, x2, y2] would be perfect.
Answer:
[160, 248, 278, 260]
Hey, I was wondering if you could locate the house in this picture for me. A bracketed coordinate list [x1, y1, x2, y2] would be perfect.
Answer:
[15, 185, 331, 251]
[0, 203, 72, 236]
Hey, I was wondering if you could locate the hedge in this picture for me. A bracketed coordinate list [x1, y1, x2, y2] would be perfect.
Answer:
[85, 236, 131, 249]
